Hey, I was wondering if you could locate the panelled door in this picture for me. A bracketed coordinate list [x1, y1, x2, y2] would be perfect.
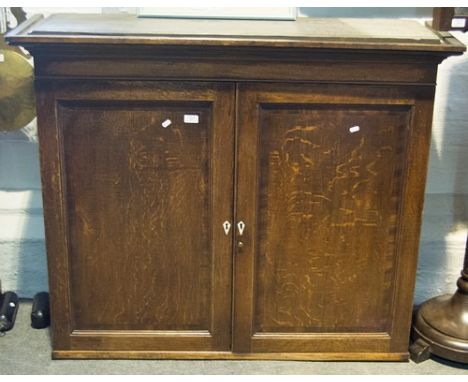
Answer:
[37, 80, 235, 353]
[233, 83, 431, 355]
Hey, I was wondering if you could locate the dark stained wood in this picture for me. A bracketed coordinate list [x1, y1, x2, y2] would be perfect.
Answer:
[31, 50, 441, 86]
[62, 101, 212, 331]
[36, 80, 235, 352]
[10, 14, 465, 360]
[255, 106, 407, 333]
[233, 83, 434, 355]
[387, 88, 436, 354]
[431, 8, 455, 31]
[51, 350, 408, 361]
[6, 15, 464, 87]
[35, 80, 72, 352]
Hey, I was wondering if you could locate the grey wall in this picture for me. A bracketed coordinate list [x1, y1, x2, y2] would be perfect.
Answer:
[0, 128, 47, 296]
[0, 8, 467, 305]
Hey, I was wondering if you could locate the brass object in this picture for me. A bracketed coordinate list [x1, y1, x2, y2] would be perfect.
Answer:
[0, 7, 35, 131]
[410, 235, 468, 363]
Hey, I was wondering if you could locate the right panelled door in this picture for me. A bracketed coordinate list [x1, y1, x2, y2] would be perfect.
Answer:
[233, 83, 434, 358]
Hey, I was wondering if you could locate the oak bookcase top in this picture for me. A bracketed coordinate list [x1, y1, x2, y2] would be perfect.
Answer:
[6, 13, 465, 53]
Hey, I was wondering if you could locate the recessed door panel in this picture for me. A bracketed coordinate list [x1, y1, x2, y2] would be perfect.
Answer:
[61, 102, 213, 331]
[255, 105, 407, 334]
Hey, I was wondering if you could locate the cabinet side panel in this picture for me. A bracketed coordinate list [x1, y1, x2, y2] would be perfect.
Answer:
[58, 101, 212, 331]
[255, 105, 410, 334]
[389, 89, 436, 352]
[35, 81, 73, 350]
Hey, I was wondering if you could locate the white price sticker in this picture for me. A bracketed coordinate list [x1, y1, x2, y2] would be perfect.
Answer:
[184, 114, 199, 124]
[161, 119, 172, 128]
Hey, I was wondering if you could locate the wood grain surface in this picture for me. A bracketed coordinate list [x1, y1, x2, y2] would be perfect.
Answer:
[60, 101, 212, 331]
[233, 83, 432, 354]
[51, 349, 409, 361]
[255, 105, 408, 334]
[30, 48, 441, 86]
[37, 80, 235, 352]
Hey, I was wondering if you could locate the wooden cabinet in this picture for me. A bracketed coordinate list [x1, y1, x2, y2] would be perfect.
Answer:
[6, 14, 465, 360]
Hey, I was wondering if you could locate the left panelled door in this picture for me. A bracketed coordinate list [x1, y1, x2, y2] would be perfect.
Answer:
[36, 80, 235, 355]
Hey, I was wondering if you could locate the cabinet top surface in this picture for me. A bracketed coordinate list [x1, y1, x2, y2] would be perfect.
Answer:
[6, 13, 465, 53]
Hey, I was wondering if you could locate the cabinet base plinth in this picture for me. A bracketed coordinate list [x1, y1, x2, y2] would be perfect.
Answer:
[52, 350, 409, 361]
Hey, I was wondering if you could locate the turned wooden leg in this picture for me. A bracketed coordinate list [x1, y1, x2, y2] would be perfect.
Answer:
[409, 338, 432, 363]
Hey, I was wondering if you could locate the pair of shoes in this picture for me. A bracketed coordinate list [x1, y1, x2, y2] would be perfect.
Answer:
[0, 291, 50, 335]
